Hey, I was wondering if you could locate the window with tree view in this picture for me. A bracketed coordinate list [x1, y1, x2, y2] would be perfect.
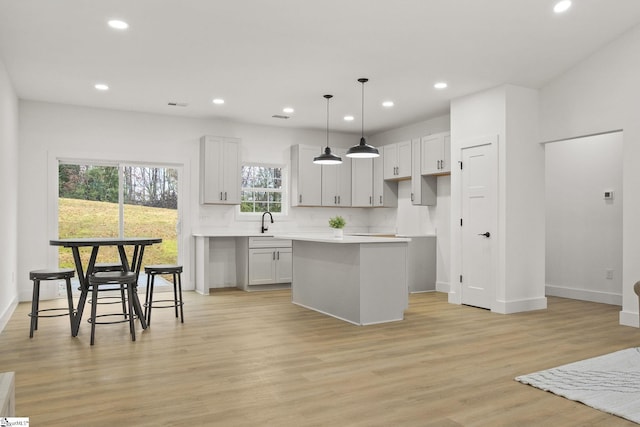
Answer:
[241, 165, 283, 213]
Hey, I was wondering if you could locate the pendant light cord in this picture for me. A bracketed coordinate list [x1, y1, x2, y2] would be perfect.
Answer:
[326, 96, 330, 149]
[361, 80, 365, 139]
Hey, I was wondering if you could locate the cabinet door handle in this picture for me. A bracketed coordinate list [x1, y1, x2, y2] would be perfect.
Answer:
[299, 194, 302, 203]
[224, 191, 227, 201]
[220, 192, 223, 200]
[338, 195, 341, 205]
[277, 251, 280, 260]
[334, 195, 337, 204]
[411, 193, 414, 202]
[369, 196, 372, 205]
[380, 195, 383, 204]
[273, 251, 276, 260]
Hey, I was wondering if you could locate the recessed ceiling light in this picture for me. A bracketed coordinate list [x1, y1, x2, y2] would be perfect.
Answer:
[212, 98, 225, 105]
[382, 101, 394, 108]
[94, 83, 109, 91]
[108, 20, 129, 30]
[434, 82, 448, 90]
[554, 0, 572, 13]
[283, 107, 294, 114]
[344, 115, 355, 122]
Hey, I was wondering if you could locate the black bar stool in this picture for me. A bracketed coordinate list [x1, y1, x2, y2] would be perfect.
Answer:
[144, 265, 184, 326]
[88, 271, 137, 345]
[91, 262, 127, 316]
[29, 268, 76, 338]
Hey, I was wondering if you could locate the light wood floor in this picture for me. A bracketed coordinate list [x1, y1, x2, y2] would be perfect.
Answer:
[1, 289, 639, 426]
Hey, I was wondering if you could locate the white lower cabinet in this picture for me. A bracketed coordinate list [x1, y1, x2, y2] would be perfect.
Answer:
[239, 237, 292, 289]
[249, 247, 292, 285]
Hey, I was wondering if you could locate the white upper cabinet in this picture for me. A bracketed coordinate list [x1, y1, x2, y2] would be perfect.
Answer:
[421, 132, 451, 175]
[374, 153, 398, 207]
[383, 140, 412, 180]
[351, 158, 373, 207]
[291, 145, 322, 206]
[321, 151, 351, 207]
[411, 138, 436, 206]
[200, 136, 241, 205]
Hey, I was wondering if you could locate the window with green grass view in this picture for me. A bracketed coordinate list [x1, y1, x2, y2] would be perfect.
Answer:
[241, 164, 283, 213]
[57, 162, 179, 271]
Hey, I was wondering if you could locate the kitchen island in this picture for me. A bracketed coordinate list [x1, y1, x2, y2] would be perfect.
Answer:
[275, 234, 410, 325]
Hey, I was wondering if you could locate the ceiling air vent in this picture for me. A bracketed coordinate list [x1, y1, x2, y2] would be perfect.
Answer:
[168, 102, 188, 107]
[272, 114, 290, 119]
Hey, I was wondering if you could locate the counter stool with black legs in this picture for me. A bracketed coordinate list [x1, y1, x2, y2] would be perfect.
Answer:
[144, 265, 184, 326]
[29, 268, 76, 338]
[90, 262, 127, 317]
[88, 271, 138, 345]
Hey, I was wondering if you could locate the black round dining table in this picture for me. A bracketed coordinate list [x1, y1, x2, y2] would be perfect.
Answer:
[50, 237, 162, 336]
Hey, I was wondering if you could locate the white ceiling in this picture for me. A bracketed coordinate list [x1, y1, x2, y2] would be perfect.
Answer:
[2, 0, 640, 135]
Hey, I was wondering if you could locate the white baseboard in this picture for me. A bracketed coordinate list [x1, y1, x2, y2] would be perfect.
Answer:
[619, 310, 639, 328]
[546, 284, 622, 306]
[493, 296, 547, 314]
[0, 297, 18, 334]
[436, 281, 449, 293]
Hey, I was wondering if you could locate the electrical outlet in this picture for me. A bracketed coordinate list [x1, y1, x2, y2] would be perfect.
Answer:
[606, 269, 614, 280]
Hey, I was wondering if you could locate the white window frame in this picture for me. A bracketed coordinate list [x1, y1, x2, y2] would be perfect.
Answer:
[237, 162, 288, 218]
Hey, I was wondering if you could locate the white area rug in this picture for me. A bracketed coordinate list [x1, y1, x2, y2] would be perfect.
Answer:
[516, 347, 640, 424]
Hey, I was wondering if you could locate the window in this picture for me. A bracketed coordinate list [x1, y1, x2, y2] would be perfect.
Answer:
[57, 161, 180, 271]
[240, 164, 284, 213]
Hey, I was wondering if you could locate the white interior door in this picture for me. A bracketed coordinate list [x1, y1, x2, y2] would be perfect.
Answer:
[461, 141, 496, 309]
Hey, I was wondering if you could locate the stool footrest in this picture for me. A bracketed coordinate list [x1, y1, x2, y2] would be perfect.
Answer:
[29, 308, 76, 318]
[144, 300, 184, 309]
[87, 313, 138, 325]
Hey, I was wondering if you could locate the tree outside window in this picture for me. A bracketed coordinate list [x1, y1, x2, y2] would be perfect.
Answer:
[241, 165, 284, 213]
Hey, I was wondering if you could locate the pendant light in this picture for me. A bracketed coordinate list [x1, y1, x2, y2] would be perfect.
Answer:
[346, 78, 379, 158]
[313, 94, 342, 165]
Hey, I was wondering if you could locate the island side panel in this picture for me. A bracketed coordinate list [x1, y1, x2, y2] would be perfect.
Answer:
[291, 240, 362, 324]
[194, 236, 210, 295]
[359, 242, 409, 325]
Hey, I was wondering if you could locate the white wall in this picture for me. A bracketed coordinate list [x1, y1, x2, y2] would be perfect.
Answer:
[545, 132, 623, 304]
[16, 100, 386, 299]
[450, 85, 546, 313]
[503, 85, 545, 307]
[450, 86, 506, 308]
[0, 57, 19, 330]
[539, 23, 640, 326]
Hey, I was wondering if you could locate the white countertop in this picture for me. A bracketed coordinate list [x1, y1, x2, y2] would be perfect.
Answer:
[192, 231, 435, 240]
[350, 232, 436, 238]
[192, 231, 274, 237]
[273, 233, 411, 244]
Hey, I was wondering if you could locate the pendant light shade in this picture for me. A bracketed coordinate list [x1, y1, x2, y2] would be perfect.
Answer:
[313, 94, 342, 165]
[346, 78, 379, 158]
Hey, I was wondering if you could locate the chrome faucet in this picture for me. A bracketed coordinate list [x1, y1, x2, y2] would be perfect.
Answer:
[261, 211, 273, 233]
